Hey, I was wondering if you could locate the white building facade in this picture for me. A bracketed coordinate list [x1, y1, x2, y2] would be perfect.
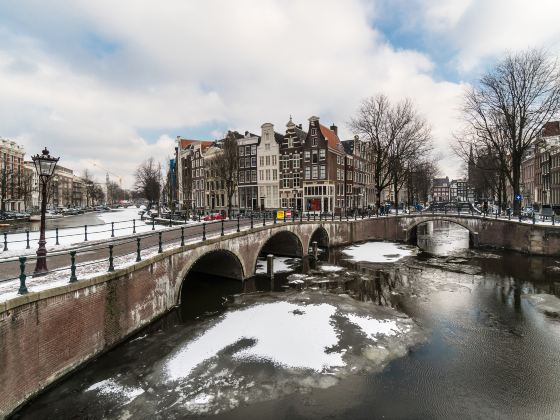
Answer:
[257, 123, 282, 211]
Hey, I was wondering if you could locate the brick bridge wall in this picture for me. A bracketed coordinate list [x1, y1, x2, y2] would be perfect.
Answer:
[2, 215, 560, 416]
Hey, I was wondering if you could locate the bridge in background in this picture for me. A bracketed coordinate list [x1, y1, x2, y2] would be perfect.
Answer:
[2, 212, 560, 417]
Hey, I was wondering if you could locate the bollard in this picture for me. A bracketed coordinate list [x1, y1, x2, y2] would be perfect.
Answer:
[263, 214, 266, 226]
[237, 215, 240, 232]
[133, 219, 136, 234]
[203, 222, 207, 240]
[284, 212, 286, 223]
[250, 214, 254, 229]
[274, 213, 277, 224]
[181, 226, 185, 246]
[532, 213, 536, 224]
[111, 222, 115, 237]
[18, 256, 28, 294]
[136, 238, 141, 262]
[84, 225, 88, 241]
[267, 254, 274, 278]
[3, 233, 7, 252]
[108, 245, 115, 272]
[26, 230, 30, 249]
[69, 251, 77, 282]
[158, 232, 163, 253]
[312, 241, 318, 259]
[221, 219, 225, 236]
[152, 219, 155, 231]
[56, 227, 59, 245]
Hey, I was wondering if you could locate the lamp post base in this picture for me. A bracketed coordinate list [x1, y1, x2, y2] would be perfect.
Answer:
[33, 239, 48, 277]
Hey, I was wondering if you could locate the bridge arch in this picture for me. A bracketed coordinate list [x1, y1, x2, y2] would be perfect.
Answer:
[309, 226, 329, 249]
[252, 229, 304, 276]
[405, 217, 478, 247]
[177, 249, 245, 304]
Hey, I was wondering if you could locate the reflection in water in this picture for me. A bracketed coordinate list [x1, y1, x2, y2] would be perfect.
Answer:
[417, 220, 470, 256]
[12, 222, 560, 420]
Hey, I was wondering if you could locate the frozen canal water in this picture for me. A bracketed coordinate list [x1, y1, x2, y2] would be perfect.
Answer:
[12, 222, 560, 419]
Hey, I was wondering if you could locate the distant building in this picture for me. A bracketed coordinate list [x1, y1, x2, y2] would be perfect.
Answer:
[0, 138, 26, 212]
[237, 131, 259, 212]
[431, 176, 450, 202]
[257, 123, 282, 211]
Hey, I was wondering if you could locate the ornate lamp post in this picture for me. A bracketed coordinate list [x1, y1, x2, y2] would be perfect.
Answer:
[32, 148, 59, 275]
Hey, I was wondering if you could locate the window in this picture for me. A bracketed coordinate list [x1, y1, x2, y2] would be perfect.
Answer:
[240, 172, 245, 183]
[305, 167, 311, 179]
[312, 137, 317, 147]
[245, 146, 251, 155]
[239, 147, 245, 156]
[312, 151, 318, 164]
[304, 151, 310, 161]
[272, 155, 277, 165]
[245, 157, 250, 167]
[240, 158, 245, 168]
[282, 156, 289, 169]
[272, 169, 277, 180]
[293, 173, 300, 187]
[281, 198, 288, 208]
[265, 143, 270, 151]
[259, 170, 264, 181]
[266, 156, 270, 165]
[260, 156, 264, 166]
[312, 166, 318, 179]
[251, 156, 256, 167]
[311, 128, 317, 135]
[252, 170, 257, 182]
[293, 154, 300, 168]
[283, 175, 291, 188]
[288, 137, 293, 148]
[251, 145, 257, 155]
[319, 149, 326, 160]
[320, 165, 326, 179]
[266, 169, 270, 180]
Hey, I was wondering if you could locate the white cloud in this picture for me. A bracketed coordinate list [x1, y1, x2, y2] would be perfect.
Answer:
[2, 0, 554, 185]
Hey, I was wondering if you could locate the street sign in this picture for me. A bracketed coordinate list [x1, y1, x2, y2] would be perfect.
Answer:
[276, 210, 284, 219]
[515, 194, 523, 201]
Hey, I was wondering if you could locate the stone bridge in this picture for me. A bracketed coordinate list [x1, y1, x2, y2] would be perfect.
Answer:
[2, 214, 560, 416]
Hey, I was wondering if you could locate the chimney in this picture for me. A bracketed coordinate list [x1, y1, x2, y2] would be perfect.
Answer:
[330, 124, 338, 135]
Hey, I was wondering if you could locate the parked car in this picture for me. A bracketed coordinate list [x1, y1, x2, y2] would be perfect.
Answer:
[203, 213, 224, 221]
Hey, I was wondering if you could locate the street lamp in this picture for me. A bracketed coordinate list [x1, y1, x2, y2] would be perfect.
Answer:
[31, 147, 59, 275]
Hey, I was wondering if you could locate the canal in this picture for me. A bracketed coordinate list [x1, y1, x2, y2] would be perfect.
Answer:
[12, 221, 560, 419]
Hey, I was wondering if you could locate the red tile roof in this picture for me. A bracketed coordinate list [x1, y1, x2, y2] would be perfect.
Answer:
[319, 124, 341, 150]
[179, 138, 214, 150]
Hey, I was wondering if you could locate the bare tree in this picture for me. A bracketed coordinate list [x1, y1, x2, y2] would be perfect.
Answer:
[207, 132, 239, 218]
[407, 159, 439, 205]
[349, 94, 432, 211]
[82, 169, 97, 207]
[134, 157, 162, 209]
[459, 48, 560, 214]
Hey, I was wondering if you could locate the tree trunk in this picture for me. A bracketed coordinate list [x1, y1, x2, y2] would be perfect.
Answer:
[393, 179, 399, 215]
[512, 156, 521, 215]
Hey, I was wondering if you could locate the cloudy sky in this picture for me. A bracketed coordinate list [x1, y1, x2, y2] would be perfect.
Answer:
[0, 0, 559, 187]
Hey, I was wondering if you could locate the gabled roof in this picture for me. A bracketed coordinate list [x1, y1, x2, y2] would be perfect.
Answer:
[319, 124, 342, 150]
[341, 139, 354, 154]
[274, 132, 285, 144]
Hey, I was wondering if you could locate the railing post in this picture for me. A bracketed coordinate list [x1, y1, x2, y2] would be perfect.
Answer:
[332, 212, 334, 222]
[136, 238, 141, 262]
[319, 212, 322, 222]
[340, 212, 342, 221]
[263, 213, 266, 226]
[354, 212, 357, 221]
[69, 251, 77, 282]
[133, 219, 136, 234]
[152, 219, 155, 231]
[532, 213, 536, 225]
[158, 232, 163, 253]
[508, 212, 511, 221]
[495, 211, 498, 220]
[346, 213, 349, 222]
[221, 219, 225, 236]
[237, 215, 240, 232]
[313, 213, 316, 222]
[55, 227, 59, 245]
[18, 256, 28, 294]
[519, 213, 522, 222]
[84, 225, 88, 241]
[3, 233, 7, 251]
[284, 212, 286, 223]
[26, 230, 30, 249]
[307, 212, 310, 222]
[274, 212, 277, 224]
[111, 222, 115, 238]
[203, 222, 207, 240]
[299, 211, 303, 223]
[181, 226, 185, 246]
[108, 245, 115, 272]
[361, 212, 364, 220]
[169, 213, 173, 227]
[553, 215, 555, 226]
